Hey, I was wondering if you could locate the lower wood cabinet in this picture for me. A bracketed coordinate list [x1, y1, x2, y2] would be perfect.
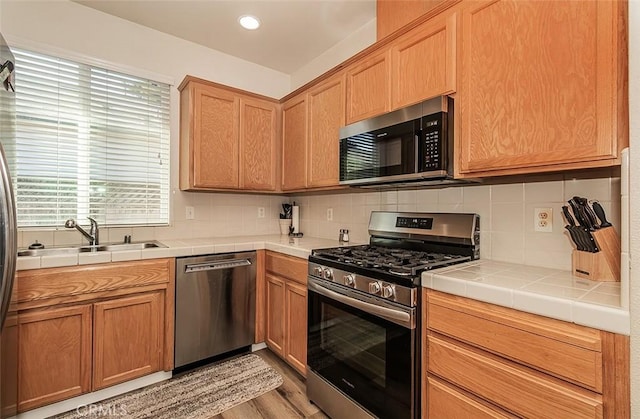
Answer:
[93, 292, 163, 390]
[18, 305, 92, 412]
[423, 289, 630, 419]
[16, 259, 175, 413]
[426, 376, 512, 419]
[264, 251, 308, 376]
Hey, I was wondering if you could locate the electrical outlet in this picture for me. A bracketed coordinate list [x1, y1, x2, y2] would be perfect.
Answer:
[534, 208, 552, 232]
[257, 207, 265, 218]
[327, 208, 333, 221]
[185, 206, 195, 220]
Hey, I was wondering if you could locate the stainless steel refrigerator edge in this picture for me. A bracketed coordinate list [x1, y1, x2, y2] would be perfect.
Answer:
[0, 32, 18, 419]
[174, 252, 256, 369]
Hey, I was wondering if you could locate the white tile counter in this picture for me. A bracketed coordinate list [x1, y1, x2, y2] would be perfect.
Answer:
[16, 234, 360, 271]
[422, 259, 630, 335]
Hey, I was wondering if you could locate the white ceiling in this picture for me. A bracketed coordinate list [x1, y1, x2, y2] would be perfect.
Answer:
[73, 0, 377, 74]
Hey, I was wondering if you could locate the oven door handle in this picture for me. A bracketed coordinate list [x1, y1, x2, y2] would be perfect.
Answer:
[308, 280, 415, 329]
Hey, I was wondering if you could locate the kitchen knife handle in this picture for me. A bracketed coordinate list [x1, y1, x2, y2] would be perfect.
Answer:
[575, 196, 600, 230]
[592, 201, 612, 227]
[561, 206, 575, 226]
[568, 199, 586, 227]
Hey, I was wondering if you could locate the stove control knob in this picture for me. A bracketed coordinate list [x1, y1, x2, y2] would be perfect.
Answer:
[381, 285, 395, 298]
[369, 281, 382, 294]
[323, 268, 334, 281]
[344, 274, 356, 287]
[313, 266, 323, 276]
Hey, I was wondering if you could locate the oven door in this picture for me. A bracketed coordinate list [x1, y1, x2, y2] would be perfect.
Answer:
[339, 118, 420, 185]
[307, 278, 416, 419]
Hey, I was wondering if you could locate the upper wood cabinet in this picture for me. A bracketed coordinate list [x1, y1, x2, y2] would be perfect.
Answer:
[307, 75, 346, 188]
[390, 13, 456, 109]
[281, 94, 308, 191]
[179, 76, 279, 191]
[457, 0, 627, 177]
[239, 98, 278, 190]
[346, 50, 391, 124]
[377, 0, 456, 39]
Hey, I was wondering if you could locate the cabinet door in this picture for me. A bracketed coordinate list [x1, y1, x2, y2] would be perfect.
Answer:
[191, 84, 240, 188]
[458, 0, 621, 176]
[18, 305, 92, 412]
[285, 281, 307, 377]
[93, 292, 163, 390]
[239, 98, 278, 191]
[281, 95, 308, 191]
[346, 50, 391, 124]
[265, 273, 286, 356]
[308, 75, 345, 188]
[391, 13, 456, 109]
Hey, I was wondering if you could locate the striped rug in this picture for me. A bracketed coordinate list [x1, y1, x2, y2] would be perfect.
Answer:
[52, 354, 283, 419]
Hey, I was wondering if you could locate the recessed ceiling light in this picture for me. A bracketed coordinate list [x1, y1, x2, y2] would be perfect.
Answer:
[238, 15, 260, 30]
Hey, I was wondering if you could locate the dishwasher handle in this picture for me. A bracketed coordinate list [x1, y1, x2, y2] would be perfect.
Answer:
[184, 259, 252, 273]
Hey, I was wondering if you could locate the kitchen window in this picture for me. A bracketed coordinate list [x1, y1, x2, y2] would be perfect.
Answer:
[10, 48, 170, 228]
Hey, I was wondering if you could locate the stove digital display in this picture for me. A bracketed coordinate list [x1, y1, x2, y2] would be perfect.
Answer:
[395, 217, 433, 229]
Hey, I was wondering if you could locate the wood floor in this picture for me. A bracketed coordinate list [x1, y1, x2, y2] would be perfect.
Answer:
[211, 349, 329, 419]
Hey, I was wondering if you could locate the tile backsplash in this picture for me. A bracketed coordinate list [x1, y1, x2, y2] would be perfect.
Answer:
[293, 169, 621, 271]
[18, 169, 621, 272]
[18, 191, 286, 249]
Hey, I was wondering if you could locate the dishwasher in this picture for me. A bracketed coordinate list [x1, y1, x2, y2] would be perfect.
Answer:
[174, 251, 256, 369]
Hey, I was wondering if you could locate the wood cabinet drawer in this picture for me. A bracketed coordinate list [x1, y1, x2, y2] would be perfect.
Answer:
[17, 259, 172, 307]
[426, 376, 514, 418]
[265, 251, 307, 285]
[427, 291, 603, 391]
[427, 335, 603, 419]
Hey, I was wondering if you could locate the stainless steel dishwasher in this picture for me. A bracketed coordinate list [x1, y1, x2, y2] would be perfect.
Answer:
[175, 251, 256, 369]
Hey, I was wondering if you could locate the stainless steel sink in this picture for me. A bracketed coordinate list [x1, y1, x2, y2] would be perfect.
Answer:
[18, 240, 167, 257]
[95, 241, 166, 252]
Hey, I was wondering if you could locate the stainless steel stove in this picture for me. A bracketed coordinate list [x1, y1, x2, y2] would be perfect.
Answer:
[306, 211, 480, 419]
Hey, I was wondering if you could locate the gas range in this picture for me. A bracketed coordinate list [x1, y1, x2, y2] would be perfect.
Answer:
[308, 211, 480, 307]
[306, 211, 480, 419]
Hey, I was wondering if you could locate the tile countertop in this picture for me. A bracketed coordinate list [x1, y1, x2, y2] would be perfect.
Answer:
[422, 259, 630, 336]
[18, 236, 629, 335]
[16, 234, 360, 271]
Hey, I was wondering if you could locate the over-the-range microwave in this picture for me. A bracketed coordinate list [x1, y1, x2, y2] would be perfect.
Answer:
[339, 96, 471, 188]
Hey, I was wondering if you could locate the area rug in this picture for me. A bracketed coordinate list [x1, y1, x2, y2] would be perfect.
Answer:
[52, 354, 283, 419]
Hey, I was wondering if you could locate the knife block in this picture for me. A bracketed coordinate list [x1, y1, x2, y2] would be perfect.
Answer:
[571, 227, 620, 282]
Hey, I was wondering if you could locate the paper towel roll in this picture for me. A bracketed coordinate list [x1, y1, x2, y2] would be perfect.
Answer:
[292, 205, 300, 234]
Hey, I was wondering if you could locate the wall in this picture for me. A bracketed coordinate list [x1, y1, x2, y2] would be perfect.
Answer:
[0, 0, 292, 248]
[628, 0, 639, 415]
[294, 170, 620, 272]
[290, 19, 376, 90]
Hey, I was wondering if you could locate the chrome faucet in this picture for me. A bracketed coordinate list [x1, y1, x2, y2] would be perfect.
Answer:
[64, 217, 99, 246]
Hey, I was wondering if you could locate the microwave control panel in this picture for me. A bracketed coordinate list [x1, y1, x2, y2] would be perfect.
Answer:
[421, 112, 446, 171]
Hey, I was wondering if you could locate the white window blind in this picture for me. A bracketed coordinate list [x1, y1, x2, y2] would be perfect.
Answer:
[12, 49, 170, 228]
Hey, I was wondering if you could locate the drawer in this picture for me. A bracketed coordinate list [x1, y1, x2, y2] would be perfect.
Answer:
[17, 259, 173, 307]
[426, 376, 514, 419]
[428, 335, 603, 419]
[426, 290, 603, 391]
[265, 251, 307, 285]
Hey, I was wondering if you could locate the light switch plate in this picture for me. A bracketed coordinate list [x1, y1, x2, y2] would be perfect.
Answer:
[185, 206, 195, 220]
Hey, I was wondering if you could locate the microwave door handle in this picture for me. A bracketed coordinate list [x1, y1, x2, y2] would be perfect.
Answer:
[415, 131, 421, 172]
